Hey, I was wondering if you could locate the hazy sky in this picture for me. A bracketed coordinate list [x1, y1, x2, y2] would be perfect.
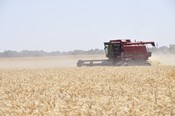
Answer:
[0, 0, 175, 52]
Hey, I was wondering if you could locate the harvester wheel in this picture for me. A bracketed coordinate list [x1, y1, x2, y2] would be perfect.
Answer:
[77, 60, 83, 67]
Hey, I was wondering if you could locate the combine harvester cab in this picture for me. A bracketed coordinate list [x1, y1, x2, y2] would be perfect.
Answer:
[77, 39, 155, 67]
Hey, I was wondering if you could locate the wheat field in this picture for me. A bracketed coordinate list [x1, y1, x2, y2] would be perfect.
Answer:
[0, 55, 175, 115]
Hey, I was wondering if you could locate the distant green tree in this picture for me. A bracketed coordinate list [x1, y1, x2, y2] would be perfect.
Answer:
[158, 46, 169, 53]
[3, 50, 18, 57]
[169, 44, 175, 54]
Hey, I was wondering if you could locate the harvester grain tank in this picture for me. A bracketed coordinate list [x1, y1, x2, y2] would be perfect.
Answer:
[77, 39, 155, 67]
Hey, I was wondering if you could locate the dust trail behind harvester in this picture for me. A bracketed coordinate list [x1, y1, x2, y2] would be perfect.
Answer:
[150, 53, 175, 66]
[0, 55, 105, 69]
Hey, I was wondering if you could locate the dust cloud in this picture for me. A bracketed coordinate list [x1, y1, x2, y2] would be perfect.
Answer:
[150, 53, 175, 66]
[0, 53, 174, 69]
[0, 55, 105, 69]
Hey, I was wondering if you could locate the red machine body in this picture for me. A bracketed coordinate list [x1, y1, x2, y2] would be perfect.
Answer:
[105, 39, 155, 62]
[123, 45, 150, 60]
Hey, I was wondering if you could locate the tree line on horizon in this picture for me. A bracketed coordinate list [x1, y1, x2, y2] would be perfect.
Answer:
[0, 45, 175, 57]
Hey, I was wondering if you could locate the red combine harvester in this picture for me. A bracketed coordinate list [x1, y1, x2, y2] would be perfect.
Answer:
[77, 39, 155, 67]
